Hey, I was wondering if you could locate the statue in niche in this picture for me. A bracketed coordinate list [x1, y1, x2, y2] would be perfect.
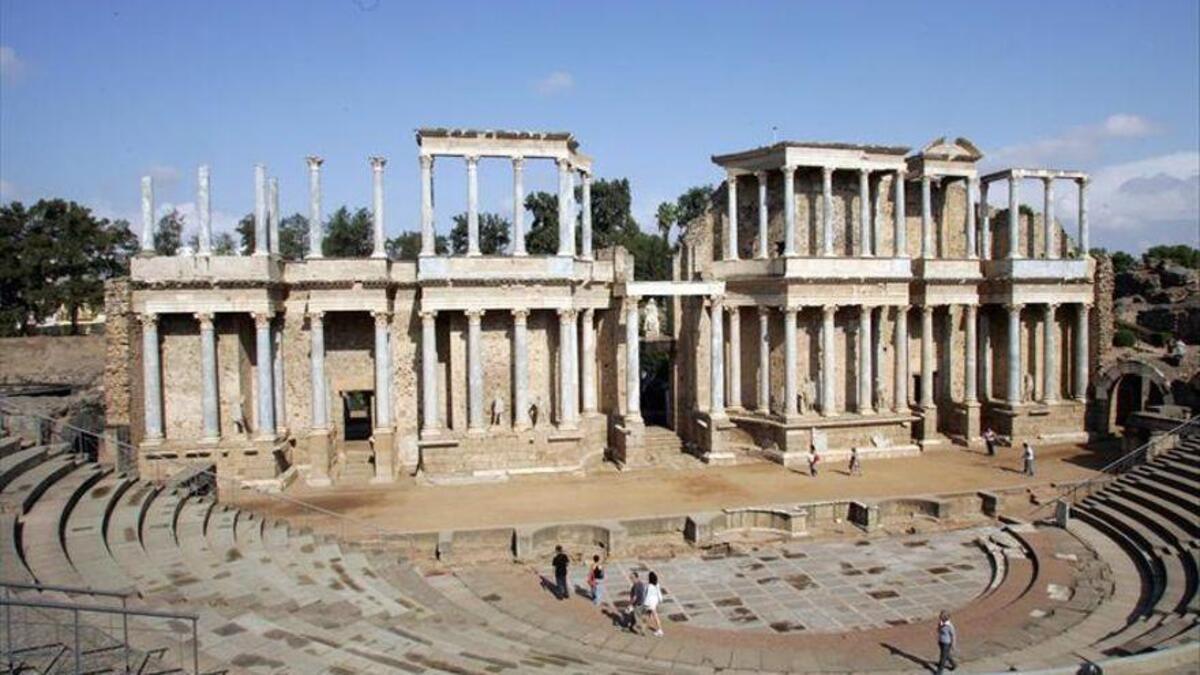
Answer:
[799, 377, 816, 415]
[490, 393, 506, 427]
[1023, 372, 1036, 403]
[643, 299, 661, 337]
[874, 379, 886, 411]
[232, 395, 248, 436]
[529, 395, 542, 428]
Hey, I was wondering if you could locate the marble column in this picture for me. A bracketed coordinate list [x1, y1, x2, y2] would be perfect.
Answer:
[140, 176, 155, 253]
[755, 171, 769, 259]
[820, 305, 836, 416]
[197, 166, 211, 256]
[1007, 175, 1020, 259]
[510, 157, 526, 256]
[872, 175, 884, 257]
[964, 305, 978, 404]
[1007, 304, 1022, 403]
[254, 165, 268, 256]
[373, 311, 392, 428]
[858, 305, 873, 413]
[980, 182, 991, 259]
[466, 309, 484, 431]
[894, 306, 909, 411]
[821, 166, 834, 256]
[420, 311, 439, 434]
[758, 307, 771, 413]
[581, 308, 597, 413]
[725, 173, 738, 260]
[1043, 178, 1056, 259]
[1074, 304, 1089, 401]
[1043, 303, 1059, 403]
[894, 170, 907, 257]
[920, 175, 933, 259]
[783, 306, 798, 417]
[512, 309, 530, 428]
[710, 299, 725, 417]
[268, 177, 280, 255]
[581, 171, 593, 259]
[309, 312, 328, 431]
[559, 309, 579, 427]
[859, 169, 872, 257]
[980, 310, 993, 401]
[141, 314, 163, 440]
[966, 177, 978, 259]
[920, 306, 935, 409]
[727, 307, 741, 409]
[556, 159, 573, 256]
[464, 155, 480, 256]
[369, 157, 386, 259]
[254, 312, 275, 438]
[197, 313, 218, 441]
[307, 156, 325, 258]
[783, 165, 798, 257]
[626, 301, 641, 418]
[273, 318, 286, 434]
[419, 155, 435, 256]
[1078, 177, 1090, 254]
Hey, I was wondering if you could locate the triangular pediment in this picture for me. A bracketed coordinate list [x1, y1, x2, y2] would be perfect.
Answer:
[919, 136, 983, 162]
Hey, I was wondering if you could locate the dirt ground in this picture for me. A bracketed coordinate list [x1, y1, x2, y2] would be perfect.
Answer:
[236, 442, 1109, 536]
[0, 335, 106, 387]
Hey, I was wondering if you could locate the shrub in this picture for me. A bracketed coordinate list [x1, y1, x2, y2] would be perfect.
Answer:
[1113, 329, 1137, 348]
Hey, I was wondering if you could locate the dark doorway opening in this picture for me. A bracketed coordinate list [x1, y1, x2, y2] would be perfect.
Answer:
[640, 349, 671, 427]
[341, 390, 373, 441]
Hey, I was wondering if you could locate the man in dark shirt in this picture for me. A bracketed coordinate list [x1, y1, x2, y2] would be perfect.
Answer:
[627, 571, 647, 633]
[552, 545, 570, 600]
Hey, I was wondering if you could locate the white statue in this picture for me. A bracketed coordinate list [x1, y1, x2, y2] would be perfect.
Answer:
[529, 395, 543, 428]
[490, 393, 506, 427]
[643, 299, 661, 337]
[1023, 372, 1036, 402]
[232, 395, 248, 436]
[799, 378, 816, 415]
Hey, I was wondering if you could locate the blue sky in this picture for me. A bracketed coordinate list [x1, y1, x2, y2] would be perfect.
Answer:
[1, 0, 1197, 253]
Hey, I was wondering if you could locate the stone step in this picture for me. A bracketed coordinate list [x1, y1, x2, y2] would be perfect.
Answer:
[1077, 500, 1191, 616]
[19, 463, 106, 589]
[64, 473, 141, 592]
[0, 513, 35, 584]
[0, 444, 48, 492]
[1109, 484, 1200, 541]
[1, 452, 76, 514]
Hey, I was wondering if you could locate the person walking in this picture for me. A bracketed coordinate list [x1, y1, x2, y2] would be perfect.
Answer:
[808, 445, 821, 478]
[936, 610, 958, 673]
[1022, 441, 1035, 477]
[587, 554, 606, 606]
[551, 545, 570, 600]
[983, 428, 997, 457]
[644, 571, 664, 637]
[848, 447, 862, 476]
[626, 571, 647, 634]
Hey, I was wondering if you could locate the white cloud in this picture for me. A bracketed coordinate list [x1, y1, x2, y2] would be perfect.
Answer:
[987, 114, 1158, 167]
[534, 70, 574, 96]
[0, 45, 26, 85]
[1087, 152, 1199, 236]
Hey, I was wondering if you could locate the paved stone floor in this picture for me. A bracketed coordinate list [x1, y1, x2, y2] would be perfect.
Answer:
[596, 526, 997, 635]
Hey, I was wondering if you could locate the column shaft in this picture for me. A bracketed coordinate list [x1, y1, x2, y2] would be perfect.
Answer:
[755, 172, 769, 259]
[1074, 304, 1089, 400]
[254, 165, 268, 256]
[784, 307, 798, 416]
[965, 305, 978, 403]
[858, 305, 873, 412]
[511, 157, 526, 256]
[140, 176, 155, 253]
[726, 175, 738, 260]
[197, 166, 212, 255]
[966, 177, 978, 259]
[198, 314, 218, 440]
[820, 306, 836, 415]
[512, 310, 530, 427]
[894, 306, 909, 410]
[920, 306, 935, 408]
[467, 310, 483, 430]
[466, 156, 480, 256]
[581, 172, 593, 259]
[559, 310, 579, 427]
[821, 167, 833, 256]
[859, 170, 871, 257]
[1008, 175, 1021, 258]
[268, 177, 280, 255]
[894, 171, 907, 256]
[920, 175, 933, 259]
[273, 319, 286, 433]
[419, 155, 434, 256]
[141, 315, 163, 440]
[370, 157, 386, 258]
[1007, 305, 1022, 403]
[980, 182, 991, 259]
[255, 313, 275, 437]
[307, 156, 325, 258]
[784, 166, 798, 256]
[626, 302, 641, 417]
[373, 312, 391, 428]
[581, 308, 597, 413]
[556, 159, 573, 256]
[310, 313, 328, 430]
[1044, 178, 1056, 259]
[420, 311, 439, 433]
[1078, 178, 1090, 254]
[980, 311, 992, 400]
[1043, 304, 1059, 402]
[758, 307, 771, 413]
[710, 301, 725, 416]
[727, 307, 741, 408]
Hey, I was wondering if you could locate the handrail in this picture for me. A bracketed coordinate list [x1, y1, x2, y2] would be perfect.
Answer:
[0, 596, 196, 622]
[1, 580, 134, 600]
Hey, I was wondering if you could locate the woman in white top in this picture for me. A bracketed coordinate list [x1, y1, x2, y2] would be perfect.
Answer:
[644, 571, 664, 637]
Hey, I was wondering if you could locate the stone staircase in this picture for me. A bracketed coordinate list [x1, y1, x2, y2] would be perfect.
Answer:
[334, 439, 374, 484]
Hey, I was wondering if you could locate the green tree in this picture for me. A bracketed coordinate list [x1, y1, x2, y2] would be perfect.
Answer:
[322, 206, 373, 257]
[585, 178, 639, 248]
[655, 202, 677, 242]
[278, 213, 309, 260]
[386, 231, 448, 259]
[0, 202, 32, 333]
[523, 191, 560, 255]
[1091, 247, 1137, 274]
[153, 210, 184, 256]
[235, 213, 256, 255]
[450, 212, 511, 255]
[212, 232, 237, 255]
[1143, 244, 1200, 269]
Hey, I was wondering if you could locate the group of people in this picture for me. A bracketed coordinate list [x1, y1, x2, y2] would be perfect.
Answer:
[551, 545, 665, 637]
[983, 428, 1037, 476]
[803, 446, 862, 477]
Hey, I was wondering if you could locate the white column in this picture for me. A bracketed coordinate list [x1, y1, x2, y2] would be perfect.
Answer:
[420, 310, 439, 434]
[556, 158, 573, 256]
[1007, 304, 1022, 403]
[581, 171, 593, 259]
[268, 177, 280, 255]
[725, 173, 738, 260]
[1043, 303, 1059, 403]
[820, 305, 836, 416]
[254, 312, 275, 438]
[894, 170, 907, 257]
[784, 306, 798, 416]
[508, 157, 525, 256]
[512, 309, 530, 428]
[728, 306, 741, 409]
[140, 176, 155, 253]
[1008, 174, 1021, 258]
[894, 306, 909, 411]
[920, 306, 935, 409]
[466, 310, 484, 431]
[373, 311, 392, 428]
[581, 308, 597, 413]
[858, 169, 871, 257]
[558, 309, 579, 427]
[419, 155, 435, 256]
[1074, 304, 1089, 401]
[783, 165, 798, 257]
[626, 301, 641, 417]
[466, 155, 480, 256]
[306, 156, 324, 259]
[273, 318, 286, 434]
[369, 156, 386, 259]
[197, 166, 212, 256]
[710, 299, 725, 417]
[980, 309, 993, 401]
[197, 313, 218, 441]
[1077, 177, 1090, 254]
[309, 312, 328, 430]
[980, 182, 991, 259]
[1043, 178, 1056, 259]
[821, 166, 834, 256]
[872, 175, 884, 257]
[920, 175, 933, 259]
[858, 305, 873, 413]
[254, 165, 268, 256]
[964, 305, 978, 404]
[758, 307, 771, 413]
[141, 314, 163, 440]
[966, 177, 978, 259]
[755, 171, 769, 259]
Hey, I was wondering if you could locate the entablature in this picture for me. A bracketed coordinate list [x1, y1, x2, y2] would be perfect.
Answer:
[131, 287, 276, 316]
[417, 255, 612, 284]
[713, 141, 909, 175]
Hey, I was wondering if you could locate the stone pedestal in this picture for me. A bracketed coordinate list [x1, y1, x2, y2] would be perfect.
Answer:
[306, 430, 333, 487]
[962, 401, 982, 446]
[610, 414, 645, 468]
[918, 406, 941, 446]
[370, 429, 395, 484]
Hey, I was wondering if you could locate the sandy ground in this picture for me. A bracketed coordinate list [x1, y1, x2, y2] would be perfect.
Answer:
[235, 442, 1110, 537]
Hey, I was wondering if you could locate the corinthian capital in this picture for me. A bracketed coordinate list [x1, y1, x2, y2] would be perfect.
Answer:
[369, 156, 387, 171]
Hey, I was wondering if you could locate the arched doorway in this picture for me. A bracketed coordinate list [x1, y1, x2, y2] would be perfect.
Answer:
[1094, 359, 1174, 435]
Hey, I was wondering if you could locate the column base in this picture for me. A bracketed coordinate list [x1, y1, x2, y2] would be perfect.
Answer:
[917, 405, 940, 444]
[198, 435, 220, 446]
[961, 401, 982, 446]
[420, 427, 442, 441]
[306, 430, 333, 487]
[370, 428, 395, 484]
[370, 251, 387, 259]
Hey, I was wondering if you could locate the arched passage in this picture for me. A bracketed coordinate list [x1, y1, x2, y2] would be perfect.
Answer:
[1093, 360, 1174, 434]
